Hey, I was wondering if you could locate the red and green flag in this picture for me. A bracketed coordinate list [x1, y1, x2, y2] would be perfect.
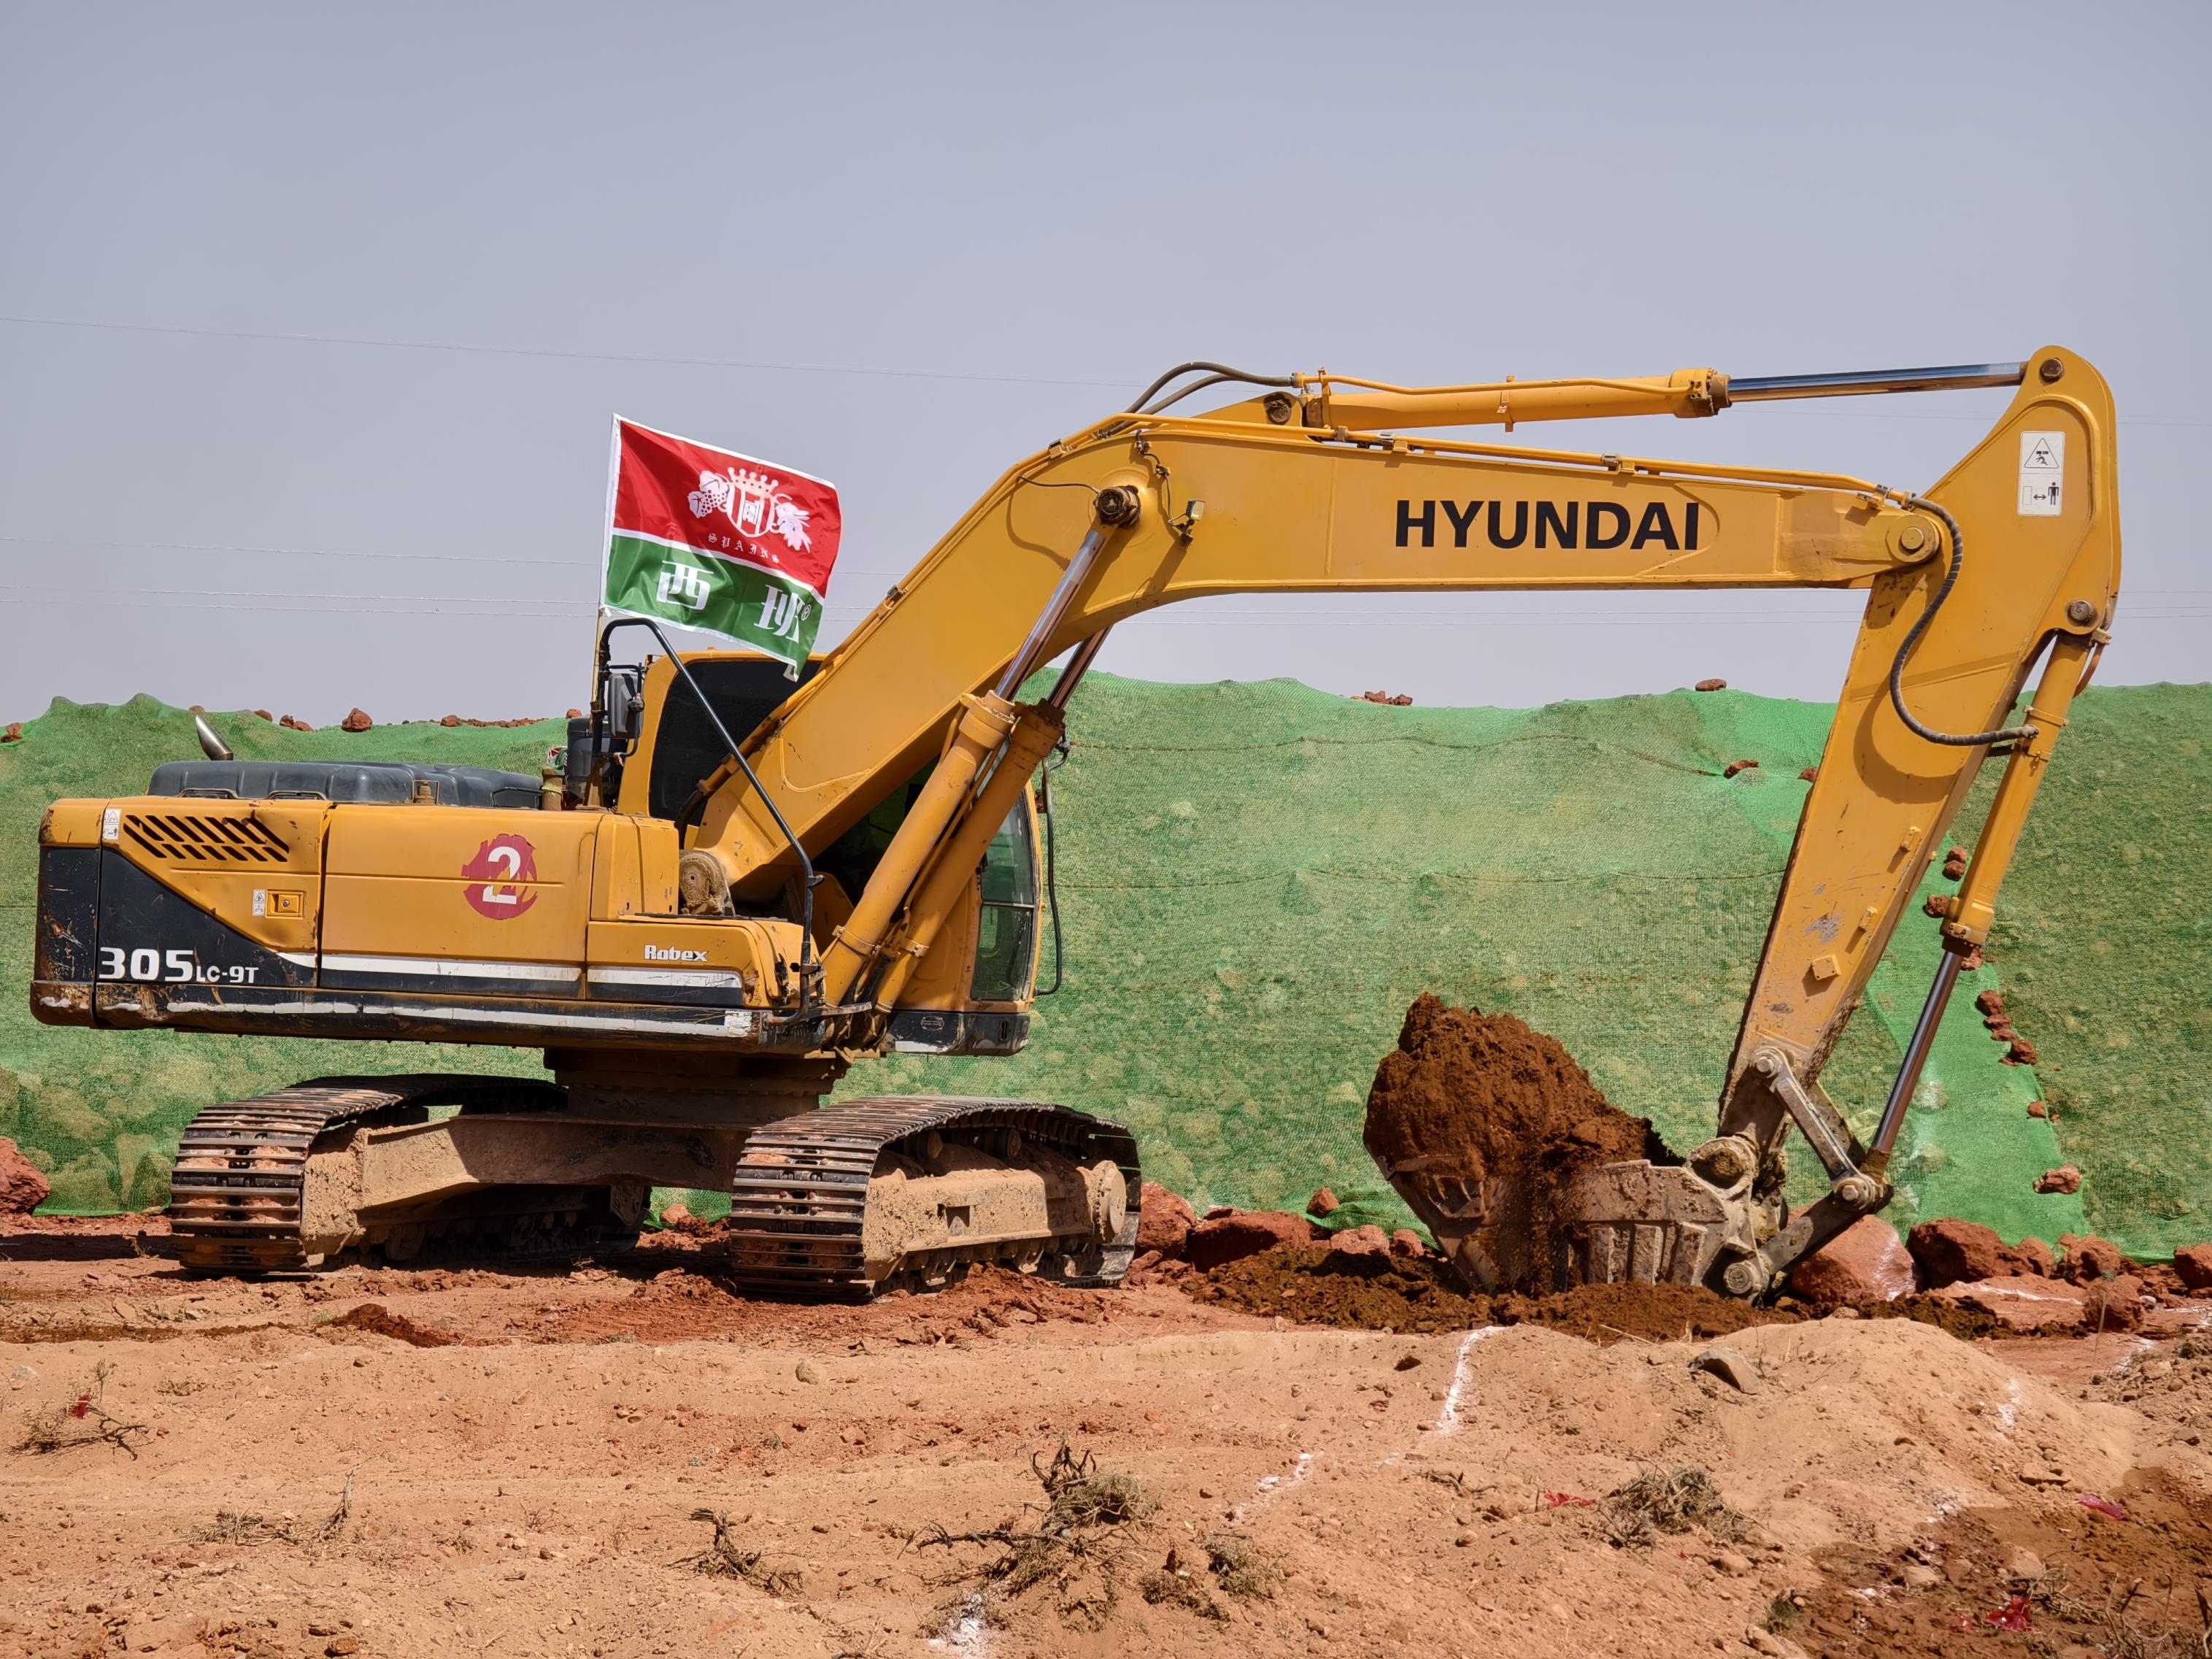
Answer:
[601, 418, 841, 671]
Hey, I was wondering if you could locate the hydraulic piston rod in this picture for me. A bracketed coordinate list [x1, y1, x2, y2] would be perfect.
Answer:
[1726, 362, 2027, 401]
[1867, 945, 1970, 1171]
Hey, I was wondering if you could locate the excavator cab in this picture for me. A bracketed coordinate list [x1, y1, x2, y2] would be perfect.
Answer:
[568, 644, 1052, 1035]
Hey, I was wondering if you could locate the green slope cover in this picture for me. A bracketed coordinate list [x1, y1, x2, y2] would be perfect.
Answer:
[2, 678, 2205, 1258]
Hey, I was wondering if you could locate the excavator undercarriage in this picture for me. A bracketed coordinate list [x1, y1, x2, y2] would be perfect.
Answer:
[168, 1070, 1138, 1294]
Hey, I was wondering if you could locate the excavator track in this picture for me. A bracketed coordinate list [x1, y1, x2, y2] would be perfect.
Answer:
[721, 1096, 1141, 1299]
[169, 1082, 1140, 1294]
[167, 1074, 574, 1273]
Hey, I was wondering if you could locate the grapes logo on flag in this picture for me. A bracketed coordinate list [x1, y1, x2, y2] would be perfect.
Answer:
[462, 834, 539, 920]
[688, 467, 814, 559]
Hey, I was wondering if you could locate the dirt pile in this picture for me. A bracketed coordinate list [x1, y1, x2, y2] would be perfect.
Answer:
[1186, 1245, 1800, 1344]
[1795, 1469, 2212, 1658]
[1183, 1210, 1317, 1271]
[1363, 994, 1670, 1292]
[317, 1301, 460, 1347]
[1186, 1246, 1492, 1334]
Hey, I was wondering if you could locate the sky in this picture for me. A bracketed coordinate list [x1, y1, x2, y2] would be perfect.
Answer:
[1, 3, 2205, 725]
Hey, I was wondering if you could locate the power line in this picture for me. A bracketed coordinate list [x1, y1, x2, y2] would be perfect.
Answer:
[0, 532, 576, 569]
[0, 532, 906, 585]
[5, 590, 2200, 627]
[7, 540, 2203, 608]
[0, 593, 590, 617]
[0, 312, 1132, 392]
[5, 312, 2205, 427]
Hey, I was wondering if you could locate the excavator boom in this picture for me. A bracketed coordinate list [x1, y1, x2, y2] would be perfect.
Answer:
[681, 344, 2115, 1290]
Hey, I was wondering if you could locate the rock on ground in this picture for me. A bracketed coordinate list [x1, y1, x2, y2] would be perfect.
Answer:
[1135, 1182, 1195, 1258]
[2079, 1274, 2146, 1332]
[1929, 1273, 2087, 1331]
[2058, 1233, 2131, 1284]
[0, 1139, 48, 1215]
[2175, 1244, 2212, 1291]
[1787, 1217, 1915, 1304]
[339, 707, 374, 732]
[1908, 1218, 2023, 1287]
[1327, 1224, 1390, 1260]
[1306, 1187, 1340, 1218]
[2034, 1165, 2084, 1196]
[1184, 1210, 1317, 1271]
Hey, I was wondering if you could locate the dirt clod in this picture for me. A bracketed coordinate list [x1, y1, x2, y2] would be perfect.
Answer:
[2175, 1243, 2212, 1290]
[1908, 1218, 2025, 1287]
[1183, 1211, 1315, 1271]
[2059, 1233, 2132, 1284]
[1688, 1346, 1760, 1393]
[317, 1301, 458, 1348]
[1135, 1183, 1195, 1258]
[1786, 1216, 1914, 1305]
[0, 1138, 51, 1215]
[1326, 1224, 1390, 1260]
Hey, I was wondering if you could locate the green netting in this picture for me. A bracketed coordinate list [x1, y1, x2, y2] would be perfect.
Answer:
[837, 674, 2113, 1250]
[1978, 685, 2212, 1257]
[2, 679, 2203, 1259]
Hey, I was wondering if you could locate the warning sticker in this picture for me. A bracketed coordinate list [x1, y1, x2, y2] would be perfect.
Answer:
[2019, 430, 2065, 516]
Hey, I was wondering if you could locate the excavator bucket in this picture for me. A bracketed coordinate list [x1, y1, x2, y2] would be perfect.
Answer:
[1375, 1138, 1771, 1296]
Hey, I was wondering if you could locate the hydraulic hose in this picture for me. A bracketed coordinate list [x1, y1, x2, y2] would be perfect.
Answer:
[1126, 361, 1296, 416]
[1886, 496, 2038, 747]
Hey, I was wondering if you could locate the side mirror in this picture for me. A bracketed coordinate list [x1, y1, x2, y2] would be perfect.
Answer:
[604, 666, 645, 745]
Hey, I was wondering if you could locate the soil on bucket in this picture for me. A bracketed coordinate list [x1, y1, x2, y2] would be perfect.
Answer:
[1363, 993, 1675, 1293]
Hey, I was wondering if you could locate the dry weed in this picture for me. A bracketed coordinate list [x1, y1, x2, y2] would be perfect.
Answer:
[917, 1442, 1157, 1629]
[1600, 1464, 1752, 1550]
[679, 1509, 804, 1596]
[2032, 1570, 2208, 1659]
[13, 1361, 146, 1460]
[187, 1469, 355, 1549]
[1140, 1562, 1225, 1620]
[1201, 1531, 1278, 1601]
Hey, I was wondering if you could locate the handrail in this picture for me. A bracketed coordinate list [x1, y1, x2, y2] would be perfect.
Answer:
[596, 615, 819, 1016]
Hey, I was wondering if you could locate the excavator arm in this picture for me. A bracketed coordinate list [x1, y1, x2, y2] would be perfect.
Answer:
[682, 345, 2117, 1292]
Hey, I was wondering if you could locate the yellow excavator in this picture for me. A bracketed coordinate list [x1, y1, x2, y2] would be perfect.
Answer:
[31, 347, 2117, 1298]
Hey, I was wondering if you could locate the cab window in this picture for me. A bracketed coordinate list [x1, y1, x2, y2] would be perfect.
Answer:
[971, 796, 1039, 1002]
